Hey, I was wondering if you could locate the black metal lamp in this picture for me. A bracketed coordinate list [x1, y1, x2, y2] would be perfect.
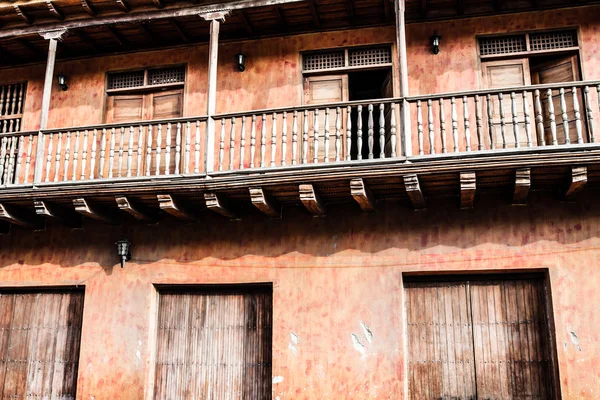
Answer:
[57, 74, 68, 91]
[431, 34, 442, 55]
[116, 239, 131, 268]
[235, 53, 246, 72]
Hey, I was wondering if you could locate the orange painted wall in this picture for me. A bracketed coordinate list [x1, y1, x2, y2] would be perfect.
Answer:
[0, 195, 599, 399]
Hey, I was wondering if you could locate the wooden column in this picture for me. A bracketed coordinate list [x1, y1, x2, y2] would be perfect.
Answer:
[395, 0, 411, 157]
[202, 11, 229, 173]
[34, 29, 68, 183]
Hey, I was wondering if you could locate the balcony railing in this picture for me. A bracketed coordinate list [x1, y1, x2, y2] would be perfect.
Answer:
[0, 80, 599, 188]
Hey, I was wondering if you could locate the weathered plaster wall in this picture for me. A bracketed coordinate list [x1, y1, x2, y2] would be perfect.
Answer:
[0, 195, 598, 399]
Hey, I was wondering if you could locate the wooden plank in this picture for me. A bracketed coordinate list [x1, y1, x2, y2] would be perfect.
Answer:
[0, 203, 43, 229]
[249, 187, 280, 218]
[73, 197, 119, 224]
[299, 183, 325, 216]
[157, 194, 197, 221]
[350, 178, 375, 212]
[204, 192, 237, 219]
[80, 0, 97, 16]
[565, 166, 586, 198]
[403, 174, 425, 209]
[513, 168, 530, 205]
[13, 6, 32, 25]
[460, 171, 476, 209]
[115, 195, 156, 222]
[34, 200, 82, 228]
[46, 0, 65, 20]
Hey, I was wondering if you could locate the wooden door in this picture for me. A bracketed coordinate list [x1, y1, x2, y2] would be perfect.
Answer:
[304, 75, 348, 162]
[531, 55, 584, 145]
[149, 89, 183, 175]
[482, 59, 533, 148]
[106, 94, 145, 177]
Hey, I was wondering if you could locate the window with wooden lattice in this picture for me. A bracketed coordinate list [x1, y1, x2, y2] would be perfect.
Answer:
[0, 82, 26, 134]
[302, 46, 392, 73]
[478, 29, 579, 57]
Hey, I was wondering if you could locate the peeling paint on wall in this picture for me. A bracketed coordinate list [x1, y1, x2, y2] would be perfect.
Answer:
[569, 331, 582, 351]
[351, 333, 366, 356]
[360, 321, 374, 344]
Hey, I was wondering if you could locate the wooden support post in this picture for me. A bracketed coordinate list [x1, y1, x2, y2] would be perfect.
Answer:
[115, 196, 156, 222]
[249, 187, 280, 218]
[513, 168, 531, 205]
[460, 171, 476, 209]
[73, 197, 119, 225]
[395, 0, 411, 157]
[34, 200, 81, 227]
[403, 174, 425, 209]
[0, 204, 44, 229]
[350, 178, 376, 212]
[565, 166, 587, 199]
[157, 194, 197, 221]
[205, 192, 237, 219]
[299, 184, 326, 216]
[202, 11, 229, 173]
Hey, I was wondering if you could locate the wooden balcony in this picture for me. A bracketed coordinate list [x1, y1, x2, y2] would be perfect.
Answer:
[0, 80, 599, 230]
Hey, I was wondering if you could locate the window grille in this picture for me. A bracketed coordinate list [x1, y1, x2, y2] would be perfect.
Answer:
[479, 35, 527, 56]
[0, 82, 26, 134]
[530, 30, 577, 51]
[349, 47, 392, 67]
[148, 66, 186, 85]
[107, 70, 145, 90]
[303, 50, 345, 71]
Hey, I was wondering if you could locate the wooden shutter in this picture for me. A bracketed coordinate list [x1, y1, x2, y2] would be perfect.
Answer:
[406, 277, 556, 400]
[0, 290, 84, 399]
[482, 59, 533, 148]
[304, 75, 348, 162]
[154, 286, 272, 400]
[531, 55, 585, 145]
[149, 89, 183, 175]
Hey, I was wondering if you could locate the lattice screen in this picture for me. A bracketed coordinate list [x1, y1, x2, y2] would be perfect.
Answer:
[479, 35, 527, 56]
[0, 82, 26, 134]
[149, 66, 186, 85]
[349, 47, 392, 67]
[303, 50, 345, 71]
[530, 30, 578, 51]
[107, 70, 145, 90]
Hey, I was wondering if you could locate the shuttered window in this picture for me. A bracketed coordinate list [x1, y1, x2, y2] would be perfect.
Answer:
[405, 276, 557, 400]
[0, 289, 84, 399]
[154, 285, 272, 400]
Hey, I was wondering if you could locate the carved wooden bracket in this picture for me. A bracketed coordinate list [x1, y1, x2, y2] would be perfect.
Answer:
[249, 187, 280, 218]
[14, 5, 32, 25]
[0, 203, 43, 229]
[513, 168, 531, 205]
[403, 174, 426, 209]
[350, 178, 376, 212]
[565, 166, 587, 199]
[460, 171, 476, 209]
[157, 194, 197, 221]
[200, 10, 231, 21]
[205, 192, 238, 219]
[73, 198, 119, 225]
[39, 28, 69, 41]
[116, 196, 156, 223]
[299, 184, 326, 216]
[34, 200, 81, 228]
[46, 0, 64, 20]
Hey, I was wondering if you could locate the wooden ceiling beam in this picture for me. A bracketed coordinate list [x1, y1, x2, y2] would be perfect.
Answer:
[75, 30, 100, 52]
[238, 10, 254, 35]
[204, 192, 238, 219]
[299, 184, 325, 216]
[116, 196, 156, 222]
[139, 23, 158, 42]
[157, 194, 198, 221]
[249, 187, 280, 218]
[34, 200, 82, 228]
[513, 168, 530, 205]
[115, 0, 130, 13]
[350, 178, 376, 212]
[460, 171, 476, 209]
[345, 0, 355, 24]
[73, 197, 120, 225]
[170, 19, 190, 43]
[273, 8, 288, 31]
[404, 174, 426, 209]
[0, 203, 44, 229]
[151, 0, 164, 8]
[80, 0, 97, 17]
[307, 1, 321, 29]
[565, 166, 587, 199]
[14, 5, 32, 25]
[383, 0, 391, 22]
[456, 0, 465, 15]
[15, 38, 42, 57]
[420, 0, 427, 17]
[105, 25, 128, 47]
[46, 0, 65, 21]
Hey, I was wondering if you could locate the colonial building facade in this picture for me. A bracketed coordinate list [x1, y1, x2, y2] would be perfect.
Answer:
[0, 0, 599, 398]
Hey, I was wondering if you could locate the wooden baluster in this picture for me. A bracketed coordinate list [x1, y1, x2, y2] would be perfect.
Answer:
[302, 110, 308, 164]
[498, 93, 507, 148]
[240, 116, 246, 169]
[597, 84, 600, 142]
[126, 126, 134, 177]
[439, 98, 446, 154]
[250, 115, 257, 168]
[486, 94, 495, 149]
[99, 128, 106, 179]
[547, 89, 558, 145]
[24, 133, 33, 183]
[174, 122, 182, 174]
[146, 125, 153, 176]
[108, 128, 116, 178]
[523, 91, 532, 148]
[229, 117, 236, 170]
[218, 118, 225, 171]
[260, 114, 267, 167]
[81, 130, 88, 180]
[44, 133, 53, 182]
[475, 95, 483, 150]
[313, 109, 320, 163]
[194, 120, 201, 173]
[155, 124, 162, 176]
[335, 107, 342, 162]
[137, 125, 143, 177]
[281, 112, 287, 166]
[416, 101, 424, 155]
[427, 100, 435, 155]
[5, 137, 16, 184]
[379, 103, 385, 158]
[117, 126, 125, 177]
[54, 131, 62, 182]
[572, 87, 583, 144]
[14, 135, 24, 184]
[185, 121, 191, 174]
[584, 87, 595, 143]
[367, 104, 374, 159]
[390, 103, 397, 158]
[346, 106, 352, 161]
[0, 137, 6, 184]
[63, 131, 71, 181]
[510, 92, 520, 148]
[271, 113, 278, 166]
[463, 96, 471, 152]
[324, 108, 330, 163]
[357, 105, 363, 160]
[90, 129, 98, 180]
[534, 90, 545, 146]
[165, 123, 172, 175]
[559, 88, 570, 145]
[451, 97, 459, 152]
[292, 111, 298, 165]
[72, 130, 80, 180]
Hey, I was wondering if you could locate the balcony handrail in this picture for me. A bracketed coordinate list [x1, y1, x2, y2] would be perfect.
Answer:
[0, 129, 40, 138]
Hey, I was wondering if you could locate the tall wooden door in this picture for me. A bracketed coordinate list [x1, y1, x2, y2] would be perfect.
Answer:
[304, 75, 348, 162]
[406, 277, 556, 400]
[482, 59, 533, 148]
[531, 55, 584, 145]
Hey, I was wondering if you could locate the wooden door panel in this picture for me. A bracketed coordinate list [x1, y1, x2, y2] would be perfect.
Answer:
[150, 89, 183, 174]
[106, 95, 144, 123]
[106, 95, 145, 177]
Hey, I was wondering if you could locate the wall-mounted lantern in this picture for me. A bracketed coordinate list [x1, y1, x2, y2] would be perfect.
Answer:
[57, 74, 68, 91]
[116, 238, 132, 268]
[431, 34, 442, 55]
[235, 53, 246, 72]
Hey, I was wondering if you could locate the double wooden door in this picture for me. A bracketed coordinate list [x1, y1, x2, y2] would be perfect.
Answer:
[406, 277, 556, 400]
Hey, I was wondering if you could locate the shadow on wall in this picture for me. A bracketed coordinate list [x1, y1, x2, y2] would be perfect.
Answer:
[0, 190, 598, 269]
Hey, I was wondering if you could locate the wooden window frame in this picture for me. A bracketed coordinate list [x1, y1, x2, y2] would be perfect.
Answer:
[301, 44, 394, 75]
